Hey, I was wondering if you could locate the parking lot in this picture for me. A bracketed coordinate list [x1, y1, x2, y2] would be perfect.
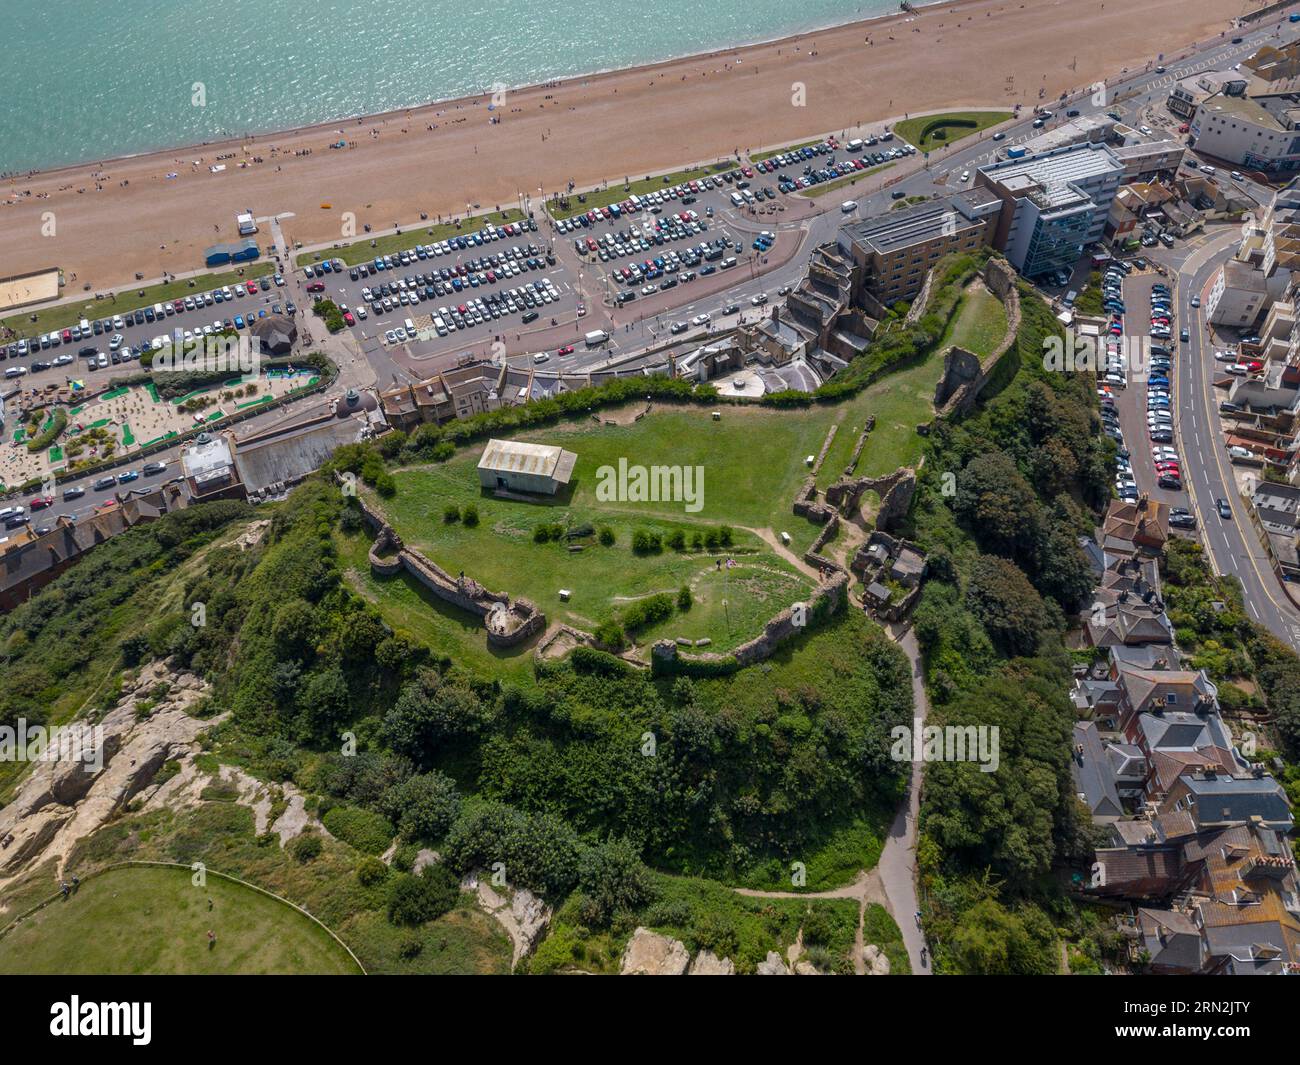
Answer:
[1100, 261, 1193, 529]
[1, 270, 295, 395]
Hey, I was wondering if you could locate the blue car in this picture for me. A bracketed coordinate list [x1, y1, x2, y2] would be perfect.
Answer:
[117, 470, 139, 484]
[234, 315, 245, 328]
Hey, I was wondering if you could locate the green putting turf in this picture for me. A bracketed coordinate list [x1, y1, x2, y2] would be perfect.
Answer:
[0, 864, 361, 975]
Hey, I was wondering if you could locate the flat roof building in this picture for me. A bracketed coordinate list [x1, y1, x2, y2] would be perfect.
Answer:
[836, 189, 1000, 305]
[1192, 90, 1300, 172]
[977, 142, 1124, 278]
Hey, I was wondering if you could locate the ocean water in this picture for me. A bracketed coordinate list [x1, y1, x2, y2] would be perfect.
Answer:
[1, 0, 901, 173]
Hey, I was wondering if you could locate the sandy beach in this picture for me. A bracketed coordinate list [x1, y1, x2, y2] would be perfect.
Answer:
[0, 0, 1254, 295]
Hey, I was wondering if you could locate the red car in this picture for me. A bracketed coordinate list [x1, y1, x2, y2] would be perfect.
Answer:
[557, 345, 574, 356]
[29, 496, 52, 510]
[245, 281, 258, 294]
[306, 281, 325, 293]
[1247, 360, 1264, 371]
[343, 312, 355, 326]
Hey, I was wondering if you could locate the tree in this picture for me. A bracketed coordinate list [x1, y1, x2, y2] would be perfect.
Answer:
[950, 898, 1056, 975]
[954, 452, 1044, 562]
[271, 598, 317, 658]
[296, 667, 352, 742]
[383, 771, 461, 842]
[576, 838, 657, 926]
[386, 865, 460, 926]
[965, 555, 1047, 657]
[443, 801, 581, 898]
[677, 585, 693, 611]
[462, 504, 479, 527]
[381, 671, 494, 768]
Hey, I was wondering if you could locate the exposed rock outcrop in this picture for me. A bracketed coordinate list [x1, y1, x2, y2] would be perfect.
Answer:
[620, 927, 691, 975]
[755, 950, 792, 975]
[0, 661, 218, 887]
[863, 944, 892, 975]
[688, 950, 735, 975]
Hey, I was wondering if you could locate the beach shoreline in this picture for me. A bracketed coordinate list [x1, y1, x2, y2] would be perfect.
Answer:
[0, 0, 1255, 294]
[3, 1, 956, 182]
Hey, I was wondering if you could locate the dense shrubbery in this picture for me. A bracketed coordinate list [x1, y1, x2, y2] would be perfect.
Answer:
[906, 272, 1112, 973]
[321, 804, 396, 855]
[386, 865, 460, 926]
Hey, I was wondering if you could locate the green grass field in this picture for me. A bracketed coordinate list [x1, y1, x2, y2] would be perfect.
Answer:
[1, 263, 274, 340]
[349, 270, 1006, 667]
[295, 208, 528, 268]
[546, 163, 734, 220]
[0, 864, 360, 974]
[940, 283, 1009, 357]
[370, 407, 829, 650]
[893, 111, 1013, 153]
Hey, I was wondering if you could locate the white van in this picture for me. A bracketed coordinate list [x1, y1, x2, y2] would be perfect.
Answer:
[584, 329, 609, 346]
[841, 200, 858, 213]
[154, 303, 166, 319]
[847, 139, 864, 152]
[730, 192, 745, 207]
[404, 317, 416, 335]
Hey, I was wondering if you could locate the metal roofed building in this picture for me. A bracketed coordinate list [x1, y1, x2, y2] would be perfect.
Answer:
[477, 439, 577, 496]
[977, 142, 1124, 278]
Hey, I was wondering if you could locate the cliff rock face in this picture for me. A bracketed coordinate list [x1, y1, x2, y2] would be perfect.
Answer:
[619, 928, 691, 975]
[755, 951, 792, 975]
[688, 950, 735, 975]
[0, 661, 215, 884]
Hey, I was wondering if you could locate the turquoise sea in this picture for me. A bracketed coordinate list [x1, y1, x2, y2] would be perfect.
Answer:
[1, 0, 906, 173]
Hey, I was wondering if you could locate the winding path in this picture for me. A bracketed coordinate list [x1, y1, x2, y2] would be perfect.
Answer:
[731, 621, 931, 974]
[876, 624, 930, 974]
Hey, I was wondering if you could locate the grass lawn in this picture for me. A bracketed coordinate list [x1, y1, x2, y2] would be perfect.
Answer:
[296, 208, 527, 268]
[1, 263, 274, 340]
[941, 283, 1009, 357]
[798, 163, 893, 199]
[0, 864, 360, 975]
[893, 111, 1013, 153]
[547, 163, 734, 220]
[371, 407, 829, 649]
[864, 902, 911, 975]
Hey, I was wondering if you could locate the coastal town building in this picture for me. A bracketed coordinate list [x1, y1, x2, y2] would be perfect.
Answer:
[1166, 70, 1250, 121]
[1190, 87, 1300, 173]
[976, 142, 1124, 279]
[231, 388, 384, 498]
[0, 483, 189, 610]
[1206, 258, 1270, 328]
[1073, 495, 1300, 973]
[836, 189, 999, 304]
